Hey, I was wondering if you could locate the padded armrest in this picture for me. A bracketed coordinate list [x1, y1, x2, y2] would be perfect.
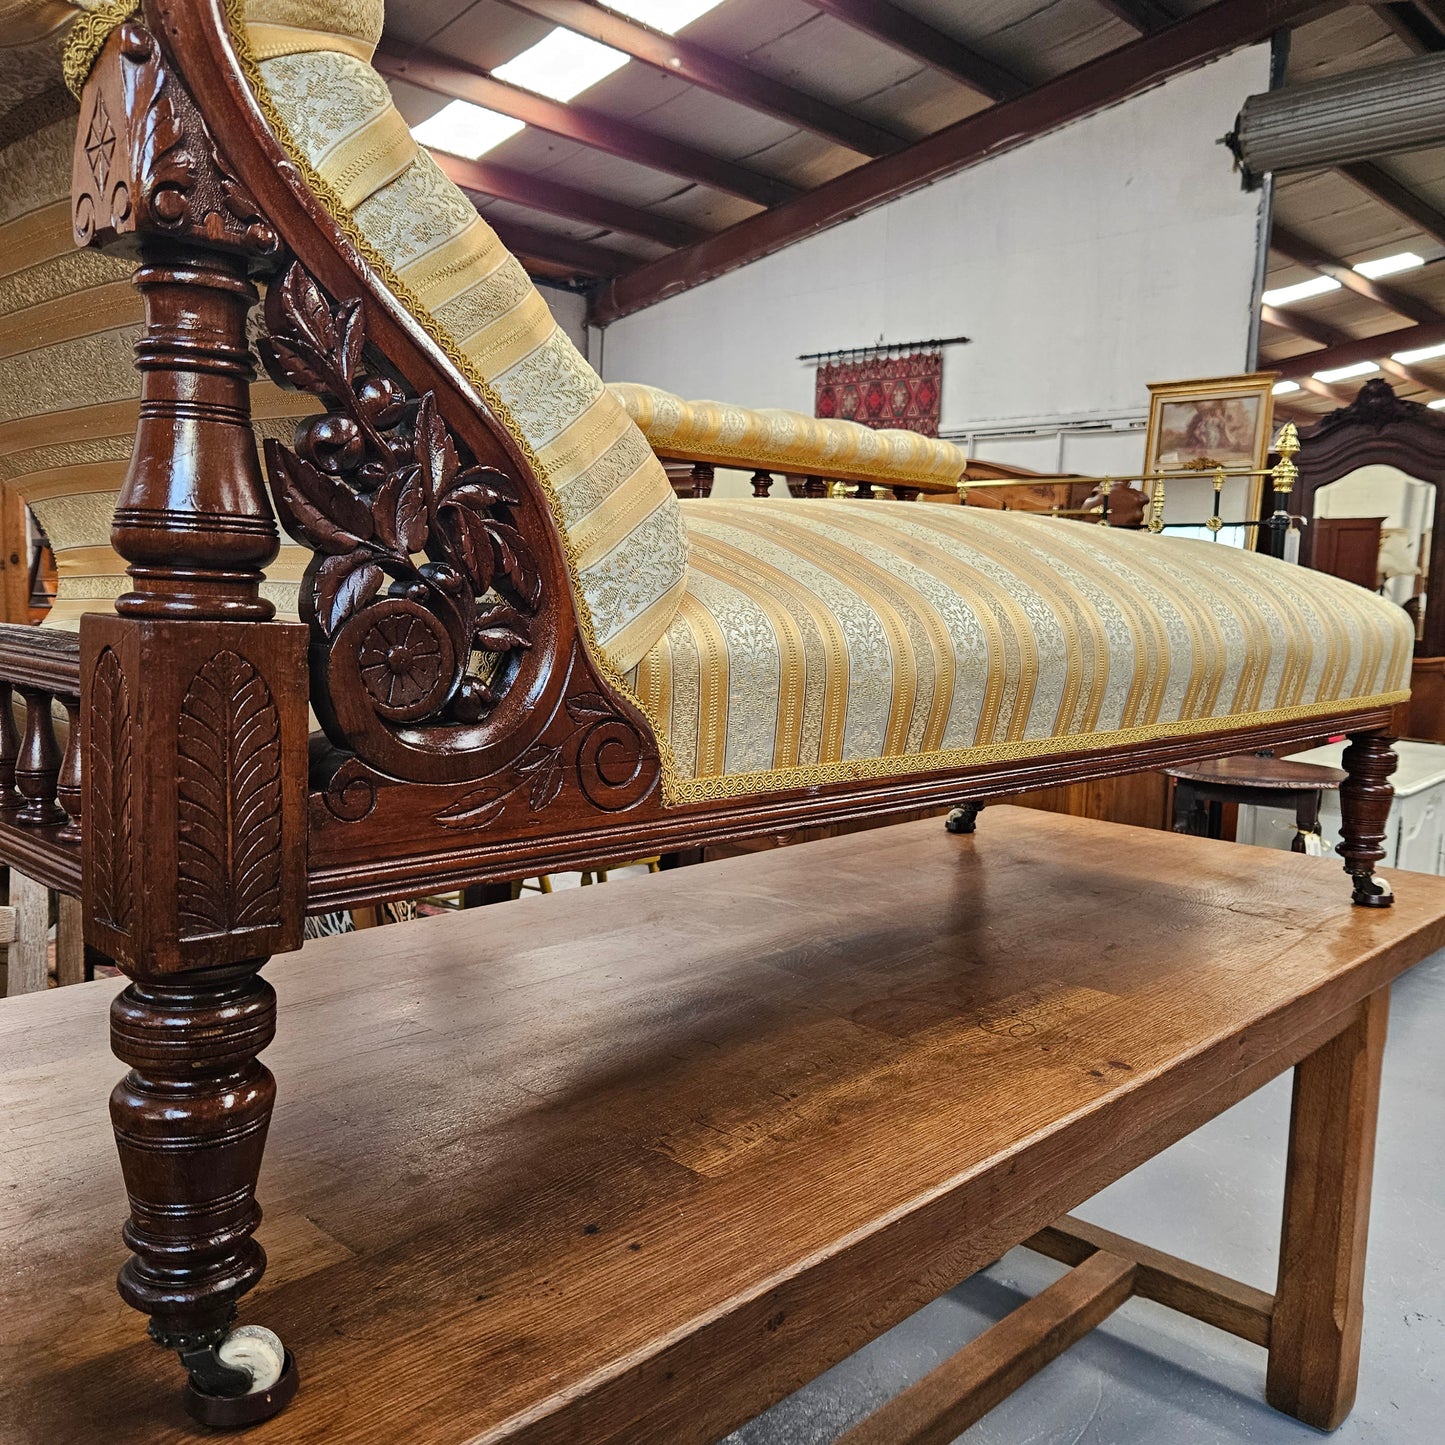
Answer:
[610, 381, 967, 491]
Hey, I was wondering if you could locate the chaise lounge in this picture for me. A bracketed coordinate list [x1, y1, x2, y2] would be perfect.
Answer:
[0, 0, 1416, 1424]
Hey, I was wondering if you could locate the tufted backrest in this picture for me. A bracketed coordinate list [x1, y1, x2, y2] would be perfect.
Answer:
[3, 0, 690, 673]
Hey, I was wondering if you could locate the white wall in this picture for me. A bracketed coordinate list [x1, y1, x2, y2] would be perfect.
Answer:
[541, 284, 589, 356]
[594, 45, 1271, 468]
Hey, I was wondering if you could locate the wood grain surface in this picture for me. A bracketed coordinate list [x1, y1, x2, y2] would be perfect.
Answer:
[4, 807, 1444, 1444]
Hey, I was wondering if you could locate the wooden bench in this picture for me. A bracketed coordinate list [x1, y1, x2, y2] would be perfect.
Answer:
[4, 807, 1443, 1442]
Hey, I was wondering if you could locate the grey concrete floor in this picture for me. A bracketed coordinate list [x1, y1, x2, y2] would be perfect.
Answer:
[732, 947, 1445, 1445]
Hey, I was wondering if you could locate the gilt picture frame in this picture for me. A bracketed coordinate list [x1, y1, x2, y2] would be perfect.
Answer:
[1143, 373, 1280, 525]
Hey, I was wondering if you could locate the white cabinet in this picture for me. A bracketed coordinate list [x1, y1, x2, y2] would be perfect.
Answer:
[1236, 740, 1445, 874]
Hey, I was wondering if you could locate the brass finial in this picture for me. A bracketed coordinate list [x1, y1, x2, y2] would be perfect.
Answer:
[1148, 475, 1167, 534]
[1098, 477, 1113, 526]
[1206, 465, 1225, 531]
[1271, 421, 1301, 496]
[957, 479, 969, 506]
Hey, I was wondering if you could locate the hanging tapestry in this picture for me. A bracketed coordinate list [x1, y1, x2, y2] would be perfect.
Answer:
[815, 350, 943, 436]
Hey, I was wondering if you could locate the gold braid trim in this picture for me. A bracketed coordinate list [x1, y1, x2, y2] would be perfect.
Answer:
[217, 0, 688, 792]
[62, 0, 140, 97]
[664, 690, 1412, 806]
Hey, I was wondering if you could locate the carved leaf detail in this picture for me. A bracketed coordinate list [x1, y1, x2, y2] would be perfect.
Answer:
[90, 648, 133, 932]
[315, 551, 384, 636]
[566, 692, 620, 723]
[265, 440, 372, 555]
[434, 787, 506, 829]
[177, 651, 283, 937]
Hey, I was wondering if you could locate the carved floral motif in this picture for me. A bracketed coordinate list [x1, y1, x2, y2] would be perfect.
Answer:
[260, 262, 541, 738]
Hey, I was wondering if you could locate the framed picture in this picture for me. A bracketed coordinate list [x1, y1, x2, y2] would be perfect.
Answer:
[1143, 373, 1280, 524]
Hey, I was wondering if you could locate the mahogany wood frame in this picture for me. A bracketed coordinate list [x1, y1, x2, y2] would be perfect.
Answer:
[0, 0, 1401, 1419]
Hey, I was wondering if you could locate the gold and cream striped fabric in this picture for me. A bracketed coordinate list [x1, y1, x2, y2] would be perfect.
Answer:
[240, 0, 688, 672]
[0, 22, 322, 627]
[609, 381, 967, 490]
[634, 501, 1413, 794]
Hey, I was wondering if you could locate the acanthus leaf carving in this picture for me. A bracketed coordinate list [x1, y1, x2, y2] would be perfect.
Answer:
[177, 651, 283, 937]
[90, 647, 134, 933]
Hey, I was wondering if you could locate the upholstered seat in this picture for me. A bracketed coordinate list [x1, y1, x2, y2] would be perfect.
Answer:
[638, 500, 1411, 797]
[608, 382, 967, 491]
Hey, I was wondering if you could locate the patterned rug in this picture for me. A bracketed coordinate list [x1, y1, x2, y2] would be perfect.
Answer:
[815, 350, 943, 435]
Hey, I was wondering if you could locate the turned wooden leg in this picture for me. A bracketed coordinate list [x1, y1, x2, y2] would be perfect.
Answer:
[1338, 733, 1397, 907]
[111, 962, 298, 1425]
[690, 462, 714, 498]
[945, 801, 984, 834]
[1266, 991, 1388, 1429]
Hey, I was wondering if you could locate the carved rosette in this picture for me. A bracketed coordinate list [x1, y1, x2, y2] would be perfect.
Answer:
[72, 20, 277, 256]
[259, 262, 547, 776]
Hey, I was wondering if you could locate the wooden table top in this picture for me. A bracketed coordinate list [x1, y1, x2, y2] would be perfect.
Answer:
[1164, 753, 1349, 790]
[5, 808, 1445, 1445]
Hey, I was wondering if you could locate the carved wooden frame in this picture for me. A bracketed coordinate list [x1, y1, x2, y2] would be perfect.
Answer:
[1297, 378, 1445, 658]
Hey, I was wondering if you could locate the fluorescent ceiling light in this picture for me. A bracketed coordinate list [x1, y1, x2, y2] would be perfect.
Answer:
[494, 28, 629, 101]
[1272, 380, 1301, 395]
[411, 100, 524, 159]
[1314, 361, 1380, 383]
[607, 0, 725, 32]
[1261, 275, 1342, 307]
[1392, 340, 1445, 365]
[1353, 251, 1424, 280]
[1430, 399, 1445, 410]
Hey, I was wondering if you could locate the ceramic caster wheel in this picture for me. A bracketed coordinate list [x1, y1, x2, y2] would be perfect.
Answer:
[1351, 871, 1394, 908]
[182, 1325, 300, 1428]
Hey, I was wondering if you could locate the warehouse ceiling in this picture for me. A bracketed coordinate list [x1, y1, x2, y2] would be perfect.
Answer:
[379, 4, 1310, 305]
[1261, 4, 1445, 420]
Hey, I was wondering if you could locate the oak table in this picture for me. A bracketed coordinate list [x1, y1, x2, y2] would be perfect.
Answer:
[4, 807, 1444, 1444]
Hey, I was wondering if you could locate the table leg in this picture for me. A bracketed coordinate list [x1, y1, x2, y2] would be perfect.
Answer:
[1266, 989, 1389, 1429]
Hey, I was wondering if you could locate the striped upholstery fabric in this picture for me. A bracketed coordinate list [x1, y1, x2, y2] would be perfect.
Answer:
[240, 0, 688, 672]
[0, 18, 322, 626]
[609, 381, 966, 490]
[634, 502, 1413, 796]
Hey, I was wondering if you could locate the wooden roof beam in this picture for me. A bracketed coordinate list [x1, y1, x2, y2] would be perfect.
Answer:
[1338, 160, 1445, 247]
[1093, 0, 1181, 33]
[374, 39, 797, 209]
[1271, 315, 1445, 378]
[1365, 1, 1445, 51]
[485, 217, 635, 278]
[430, 150, 704, 249]
[593, 0, 1344, 325]
[801, 0, 1027, 101]
[1262, 304, 1442, 392]
[1271, 222, 1440, 325]
[496, 0, 905, 157]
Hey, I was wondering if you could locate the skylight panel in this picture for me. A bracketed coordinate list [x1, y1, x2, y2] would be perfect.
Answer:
[494, 28, 630, 102]
[1313, 361, 1380, 383]
[1353, 252, 1424, 280]
[607, 0, 726, 33]
[411, 100, 524, 160]
[1261, 276, 1342, 307]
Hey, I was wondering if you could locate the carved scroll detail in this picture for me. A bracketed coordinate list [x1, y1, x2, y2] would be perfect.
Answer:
[435, 692, 656, 831]
[260, 262, 543, 763]
[90, 646, 134, 932]
[177, 651, 283, 936]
